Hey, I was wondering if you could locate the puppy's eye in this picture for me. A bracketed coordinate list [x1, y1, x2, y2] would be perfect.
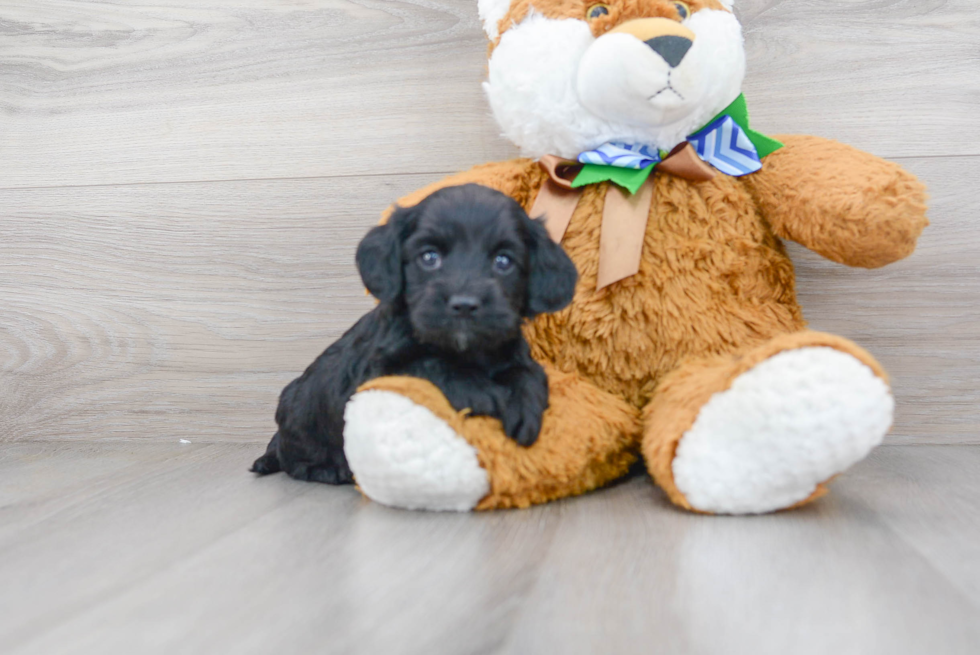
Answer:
[673, 1, 690, 20]
[418, 250, 442, 271]
[493, 253, 514, 273]
[586, 3, 609, 20]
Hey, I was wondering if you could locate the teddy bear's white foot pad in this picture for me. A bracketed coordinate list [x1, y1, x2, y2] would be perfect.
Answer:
[344, 390, 489, 511]
[672, 347, 893, 515]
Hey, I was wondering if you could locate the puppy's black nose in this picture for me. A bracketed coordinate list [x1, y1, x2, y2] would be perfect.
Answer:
[448, 295, 480, 316]
[644, 35, 692, 68]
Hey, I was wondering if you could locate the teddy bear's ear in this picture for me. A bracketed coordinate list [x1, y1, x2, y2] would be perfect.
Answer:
[478, 0, 512, 40]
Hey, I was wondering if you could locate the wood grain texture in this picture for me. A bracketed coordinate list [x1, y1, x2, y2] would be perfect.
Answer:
[2, 158, 975, 444]
[1, 1, 977, 444]
[1, 0, 977, 189]
[0, 173, 443, 443]
[739, 0, 980, 157]
[1, 442, 978, 654]
[0, 0, 518, 189]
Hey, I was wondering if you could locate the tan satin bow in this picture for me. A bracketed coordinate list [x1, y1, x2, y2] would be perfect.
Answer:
[530, 142, 717, 290]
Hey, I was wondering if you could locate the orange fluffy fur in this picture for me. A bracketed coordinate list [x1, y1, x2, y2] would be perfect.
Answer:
[490, 0, 729, 48]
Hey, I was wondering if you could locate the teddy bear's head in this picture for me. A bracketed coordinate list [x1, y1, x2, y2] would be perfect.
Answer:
[479, 0, 745, 159]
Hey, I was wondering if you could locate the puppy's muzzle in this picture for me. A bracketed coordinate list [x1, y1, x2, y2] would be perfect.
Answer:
[448, 294, 480, 317]
[610, 18, 696, 69]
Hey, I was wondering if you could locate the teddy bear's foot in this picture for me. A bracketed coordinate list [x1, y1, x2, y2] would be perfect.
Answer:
[671, 347, 892, 514]
[344, 388, 490, 512]
[644, 332, 893, 515]
[344, 369, 641, 511]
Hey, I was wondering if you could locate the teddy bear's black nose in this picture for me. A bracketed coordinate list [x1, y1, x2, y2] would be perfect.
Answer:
[644, 35, 693, 68]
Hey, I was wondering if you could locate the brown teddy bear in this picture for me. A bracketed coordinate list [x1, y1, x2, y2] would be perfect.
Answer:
[341, 0, 929, 513]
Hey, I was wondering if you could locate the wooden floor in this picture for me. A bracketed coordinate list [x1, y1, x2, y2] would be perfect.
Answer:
[2, 1, 979, 652]
[0, 443, 977, 654]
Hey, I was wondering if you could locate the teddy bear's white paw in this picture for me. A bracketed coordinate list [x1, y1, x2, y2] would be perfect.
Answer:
[672, 347, 893, 514]
[343, 390, 489, 512]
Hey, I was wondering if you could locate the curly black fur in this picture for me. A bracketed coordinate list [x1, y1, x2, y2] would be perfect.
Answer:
[251, 184, 578, 484]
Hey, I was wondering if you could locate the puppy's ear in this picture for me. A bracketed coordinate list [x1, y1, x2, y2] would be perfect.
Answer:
[356, 205, 416, 303]
[523, 214, 578, 317]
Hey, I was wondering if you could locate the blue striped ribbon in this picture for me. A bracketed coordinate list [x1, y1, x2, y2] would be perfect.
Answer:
[577, 142, 661, 169]
[687, 115, 762, 176]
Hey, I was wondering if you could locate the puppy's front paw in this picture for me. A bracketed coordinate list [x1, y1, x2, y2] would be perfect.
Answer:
[502, 404, 542, 447]
[304, 460, 354, 485]
[250, 452, 281, 475]
[286, 453, 354, 485]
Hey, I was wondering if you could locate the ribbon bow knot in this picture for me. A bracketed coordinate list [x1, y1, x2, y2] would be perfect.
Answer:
[530, 94, 783, 289]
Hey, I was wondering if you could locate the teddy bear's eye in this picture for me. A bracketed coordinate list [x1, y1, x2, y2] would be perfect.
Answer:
[672, 1, 690, 20]
[586, 3, 609, 20]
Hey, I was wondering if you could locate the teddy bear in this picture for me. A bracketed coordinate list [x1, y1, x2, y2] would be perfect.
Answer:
[340, 0, 929, 514]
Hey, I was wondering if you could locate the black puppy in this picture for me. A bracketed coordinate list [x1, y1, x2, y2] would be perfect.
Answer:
[251, 184, 578, 485]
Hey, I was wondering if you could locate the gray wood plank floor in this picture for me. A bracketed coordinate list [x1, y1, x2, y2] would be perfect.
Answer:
[1, 443, 978, 655]
[2, 1, 979, 652]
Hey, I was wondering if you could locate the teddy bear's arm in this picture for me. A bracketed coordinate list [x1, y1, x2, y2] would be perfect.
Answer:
[383, 159, 539, 219]
[742, 135, 928, 268]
